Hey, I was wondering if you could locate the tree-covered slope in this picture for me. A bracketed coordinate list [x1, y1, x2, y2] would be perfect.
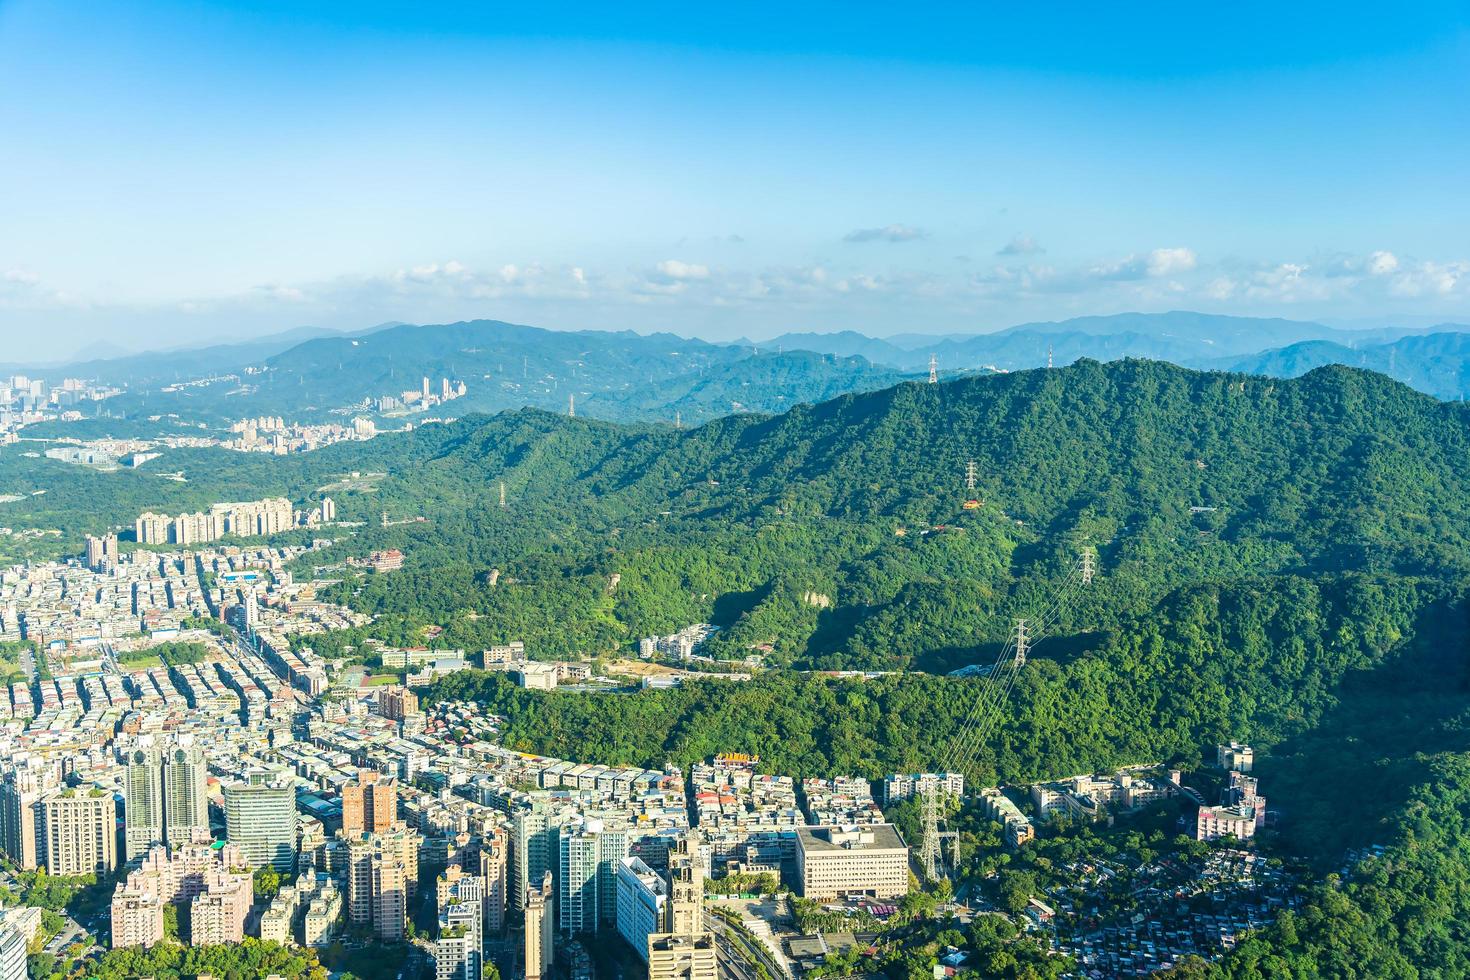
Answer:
[1227, 330, 1470, 401]
[87, 319, 911, 427]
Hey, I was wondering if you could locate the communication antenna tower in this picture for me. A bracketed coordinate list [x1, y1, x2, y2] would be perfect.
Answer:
[929, 354, 938, 384]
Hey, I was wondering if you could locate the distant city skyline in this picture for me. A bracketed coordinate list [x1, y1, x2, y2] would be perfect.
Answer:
[2, 2, 1468, 360]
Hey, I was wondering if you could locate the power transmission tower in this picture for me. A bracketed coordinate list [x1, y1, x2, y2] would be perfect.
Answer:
[1082, 547, 1096, 585]
[1012, 618, 1030, 668]
[928, 354, 938, 384]
[499, 481, 507, 509]
[674, 410, 682, 430]
[965, 460, 977, 491]
[1047, 344, 1054, 369]
[919, 786, 941, 881]
[568, 394, 575, 417]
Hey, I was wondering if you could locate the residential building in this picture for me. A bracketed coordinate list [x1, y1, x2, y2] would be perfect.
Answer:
[478, 827, 508, 933]
[0, 922, 25, 980]
[558, 818, 629, 934]
[615, 856, 666, 962]
[979, 788, 1035, 849]
[302, 880, 343, 947]
[512, 799, 557, 912]
[38, 789, 117, 876]
[434, 885, 484, 980]
[346, 828, 421, 941]
[1218, 742, 1255, 773]
[378, 686, 421, 722]
[342, 769, 398, 838]
[122, 741, 165, 860]
[110, 842, 253, 949]
[163, 736, 210, 847]
[1196, 804, 1259, 841]
[882, 772, 965, 806]
[190, 867, 253, 945]
[0, 756, 60, 869]
[524, 870, 555, 980]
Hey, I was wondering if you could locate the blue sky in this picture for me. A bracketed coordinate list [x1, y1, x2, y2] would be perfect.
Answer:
[1, 1, 1468, 360]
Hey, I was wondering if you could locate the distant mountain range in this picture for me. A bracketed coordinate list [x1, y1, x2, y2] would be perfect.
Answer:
[15, 311, 1470, 430]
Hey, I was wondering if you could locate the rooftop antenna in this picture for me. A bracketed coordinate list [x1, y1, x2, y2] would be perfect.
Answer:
[929, 354, 938, 384]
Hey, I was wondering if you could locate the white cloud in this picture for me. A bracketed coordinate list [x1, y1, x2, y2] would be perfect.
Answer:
[654, 260, 710, 281]
[1368, 250, 1399, 276]
[996, 235, 1043, 256]
[1146, 247, 1197, 276]
[844, 224, 927, 243]
[6, 247, 1468, 362]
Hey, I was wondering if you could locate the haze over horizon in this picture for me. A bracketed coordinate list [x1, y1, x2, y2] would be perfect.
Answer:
[2, 1, 1469, 360]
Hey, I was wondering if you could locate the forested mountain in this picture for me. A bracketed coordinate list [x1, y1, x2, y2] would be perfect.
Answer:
[27, 313, 1470, 437]
[766, 312, 1470, 398]
[79, 319, 912, 427]
[8, 325, 361, 386]
[7, 358, 1470, 971]
[1224, 330, 1470, 400]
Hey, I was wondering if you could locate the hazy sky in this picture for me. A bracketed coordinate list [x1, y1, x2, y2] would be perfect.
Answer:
[2, 2, 1468, 361]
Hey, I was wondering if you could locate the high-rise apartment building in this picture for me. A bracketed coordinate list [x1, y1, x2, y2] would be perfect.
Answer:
[123, 734, 209, 860]
[524, 871, 555, 980]
[84, 532, 118, 572]
[135, 513, 171, 545]
[0, 756, 61, 869]
[615, 856, 666, 962]
[558, 819, 628, 934]
[189, 866, 253, 945]
[111, 842, 254, 949]
[160, 737, 210, 847]
[341, 769, 398, 838]
[346, 828, 421, 941]
[511, 799, 555, 913]
[0, 921, 25, 980]
[378, 686, 421, 722]
[224, 771, 297, 873]
[478, 827, 508, 934]
[122, 742, 164, 860]
[433, 866, 485, 980]
[38, 789, 117, 876]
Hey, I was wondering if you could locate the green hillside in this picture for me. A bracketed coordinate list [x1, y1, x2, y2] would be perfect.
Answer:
[83, 319, 912, 428]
